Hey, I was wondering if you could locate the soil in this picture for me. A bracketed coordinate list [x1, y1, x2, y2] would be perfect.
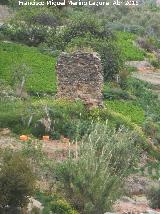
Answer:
[113, 195, 160, 214]
[0, 130, 77, 160]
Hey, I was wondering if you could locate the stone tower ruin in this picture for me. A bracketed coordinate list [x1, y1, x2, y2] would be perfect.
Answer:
[56, 51, 103, 107]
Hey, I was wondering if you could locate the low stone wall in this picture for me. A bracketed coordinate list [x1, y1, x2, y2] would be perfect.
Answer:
[56, 51, 103, 107]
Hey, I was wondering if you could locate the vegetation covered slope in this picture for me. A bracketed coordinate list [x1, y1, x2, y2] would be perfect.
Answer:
[0, 42, 57, 94]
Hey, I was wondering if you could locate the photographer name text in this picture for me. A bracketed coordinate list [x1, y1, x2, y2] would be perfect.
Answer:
[18, 0, 139, 6]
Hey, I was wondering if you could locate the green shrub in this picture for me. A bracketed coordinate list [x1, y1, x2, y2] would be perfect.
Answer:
[1, 22, 56, 46]
[1, 6, 61, 45]
[48, 15, 113, 51]
[103, 83, 134, 100]
[137, 37, 157, 52]
[1, 0, 9, 5]
[1, 0, 19, 8]
[14, 5, 65, 26]
[45, 99, 90, 140]
[31, 14, 59, 27]
[103, 87, 132, 100]
[35, 192, 79, 214]
[143, 119, 160, 145]
[147, 185, 160, 209]
[55, 124, 140, 214]
[102, 4, 160, 38]
[0, 150, 35, 211]
[151, 58, 160, 68]
[89, 107, 146, 144]
[143, 119, 159, 137]
[119, 69, 131, 89]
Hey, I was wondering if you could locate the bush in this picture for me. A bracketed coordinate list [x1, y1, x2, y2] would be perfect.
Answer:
[143, 119, 160, 145]
[1, 6, 62, 45]
[147, 185, 160, 209]
[31, 14, 59, 27]
[151, 58, 160, 68]
[41, 99, 89, 140]
[97, 40, 124, 80]
[35, 192, 79, 214]
[1, 22, 56, 46]
[14, 5, 64, 26]
[48, 15, 113, 51]
[103, 88, 131, 100]
[1, 0, 9, 5]
[137, 37, 156, 52]
[143, 119, 159, 137]
[1, 0, 19, 8]
[55, 124, 140, 214]
[104, 4, 160, 38]
[103, 84, 134, 100]
[0, 150, 35, 211]
[119, 69, 130, 89]
[89, 107, 146, 146]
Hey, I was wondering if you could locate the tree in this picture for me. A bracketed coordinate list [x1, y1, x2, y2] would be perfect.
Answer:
[0, 150, 35, 213]
[55, 124, 141, 214]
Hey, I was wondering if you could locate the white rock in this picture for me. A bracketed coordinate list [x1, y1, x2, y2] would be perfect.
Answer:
[27, 197, 44, 213]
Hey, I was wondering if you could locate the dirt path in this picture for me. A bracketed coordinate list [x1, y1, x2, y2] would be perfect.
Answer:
[133, 71, 160, 87]
[128, 60, 160, 98]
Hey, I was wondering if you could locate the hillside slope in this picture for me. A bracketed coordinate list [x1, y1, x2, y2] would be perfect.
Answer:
[0, 42, 57, 94]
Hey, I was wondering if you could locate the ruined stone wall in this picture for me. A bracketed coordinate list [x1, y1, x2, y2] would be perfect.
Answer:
[56, 51, 103, 106]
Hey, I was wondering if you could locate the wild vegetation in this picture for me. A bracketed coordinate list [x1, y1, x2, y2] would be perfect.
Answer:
[0, 42, 57, 94]
[0, 0, 160, 213]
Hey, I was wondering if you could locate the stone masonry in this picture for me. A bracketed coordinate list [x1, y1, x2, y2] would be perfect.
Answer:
[56, 51, 103, 107]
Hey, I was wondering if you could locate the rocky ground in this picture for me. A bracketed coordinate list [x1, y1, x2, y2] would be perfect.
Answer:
[113, 196, 160, 214]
